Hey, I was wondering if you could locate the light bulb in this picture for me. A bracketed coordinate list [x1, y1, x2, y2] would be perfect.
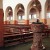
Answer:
[19, 7, 21, 9]
[33, 4, 36, 6]
[9, 9, 11, 12]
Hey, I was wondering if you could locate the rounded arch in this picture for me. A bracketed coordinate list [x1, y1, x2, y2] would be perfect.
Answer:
[45, 0, 50, 25]
[27, 0, 41, 24]
[29, 7, 39, 18]
[14, 3, 25, 24]
[30, 8, 37, 14]
[6, 6, 13, 16]
[5, 6, 13, 24]
[45, 0, 50, 14]
[15, 3, 25, 13]
[27, 0, 41, 13]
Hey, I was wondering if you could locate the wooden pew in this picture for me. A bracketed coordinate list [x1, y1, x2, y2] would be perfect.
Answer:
[42, 25, 50, 38]
[4, 24, 32, 46]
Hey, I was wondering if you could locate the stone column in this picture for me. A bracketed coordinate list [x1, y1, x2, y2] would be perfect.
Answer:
[25, 7, 29, 25]
[31, 22, 44, 50]
[4, 10, 7, 24]
[13, 9, 18, 24]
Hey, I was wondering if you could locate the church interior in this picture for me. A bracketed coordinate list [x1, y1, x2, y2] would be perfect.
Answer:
[0, 0, 50, 50]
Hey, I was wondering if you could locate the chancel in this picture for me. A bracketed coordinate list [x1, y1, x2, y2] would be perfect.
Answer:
[0, 0, 50, 50]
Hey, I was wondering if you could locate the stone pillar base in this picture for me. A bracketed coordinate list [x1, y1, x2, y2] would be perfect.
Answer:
[24, 20, 29, 25]
[4, 21, 7, 24]
[13, 20, 18, 24]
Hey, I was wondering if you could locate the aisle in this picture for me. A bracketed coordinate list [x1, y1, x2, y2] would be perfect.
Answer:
[0, 37, 50, 50]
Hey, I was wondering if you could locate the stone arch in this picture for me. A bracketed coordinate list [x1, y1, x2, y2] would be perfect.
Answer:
[45, 0, 50, 25]
[15, 3, 25, 24]
[27, 0, 41, 24]
[5, 6, 13, 24]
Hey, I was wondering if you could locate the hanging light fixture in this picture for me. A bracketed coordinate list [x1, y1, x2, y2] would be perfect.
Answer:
[33, 4, 36, 6]
[9, 9, 11, 12]
[19, 7, 21, 9]
[33, 0, 36, 6]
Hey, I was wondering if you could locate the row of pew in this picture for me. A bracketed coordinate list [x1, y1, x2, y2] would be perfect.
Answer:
[4, 24, 50, 46]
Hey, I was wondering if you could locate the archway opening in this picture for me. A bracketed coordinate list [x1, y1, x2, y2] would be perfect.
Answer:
[15, 4, 25, 24]
[29, 8, 37, 20]
[6, 6, 13, 24]
[27, 0, 41, 24]
[46, 0, 50, 25]
[17, 7, 24, 20]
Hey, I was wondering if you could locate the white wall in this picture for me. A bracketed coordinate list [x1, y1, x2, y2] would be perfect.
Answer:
[3, 0, 32, 22]
[3, 0, 31, 11]
[3, 0, 48, 24]
[3, 0, 47, 17]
